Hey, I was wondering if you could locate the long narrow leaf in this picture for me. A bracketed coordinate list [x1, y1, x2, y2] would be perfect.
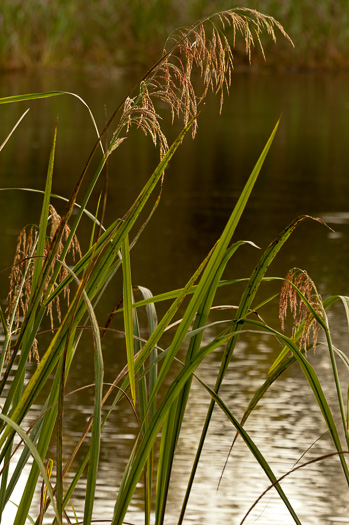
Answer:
[195, 377, 302, 525]
[121, 235, 136, 405]
[112, 328, 301, 525]
[31, 124, 57, 292]
[0, 415, 61, 525]
[150, 123, 280, 419]
[112, 332, 235, 524]
[0, 188, 106, 229]
[60, 263, 104, 525]
[0, 91, 104, 154]
[178, 214, 329, 523]
[243, 320, 349, 484]
[155, 241, 257, 523]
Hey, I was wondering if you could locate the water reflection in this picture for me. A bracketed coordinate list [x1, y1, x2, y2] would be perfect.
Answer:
[1, 71, 349, 524]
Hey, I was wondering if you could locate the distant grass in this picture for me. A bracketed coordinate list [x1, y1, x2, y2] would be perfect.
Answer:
[0, 0, 188, 70]
[0, 0, 348, 71]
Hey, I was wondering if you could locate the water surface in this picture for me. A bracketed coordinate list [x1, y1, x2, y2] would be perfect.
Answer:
[1, 70, 349, 524]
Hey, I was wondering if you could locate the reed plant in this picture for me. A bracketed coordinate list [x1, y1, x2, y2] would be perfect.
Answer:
[0, 7, 348, 525]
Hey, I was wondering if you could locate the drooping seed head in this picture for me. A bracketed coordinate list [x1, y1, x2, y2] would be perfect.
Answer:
[109, 8, 293, 158]
[279, 268, 325, 353]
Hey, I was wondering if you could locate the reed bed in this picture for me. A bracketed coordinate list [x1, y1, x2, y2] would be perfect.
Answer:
[0, 0, 348, 70]
[0, 7, 348, 525]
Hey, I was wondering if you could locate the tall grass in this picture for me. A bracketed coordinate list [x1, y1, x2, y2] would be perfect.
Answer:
[0, 0, 185, 69]
[0, 7, 348, 525]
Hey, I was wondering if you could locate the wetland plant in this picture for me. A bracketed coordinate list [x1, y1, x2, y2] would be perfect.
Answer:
[0, 7, 348, 525]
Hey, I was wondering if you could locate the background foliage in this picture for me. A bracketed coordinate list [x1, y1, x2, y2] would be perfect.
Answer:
[0, 0, 348, 71]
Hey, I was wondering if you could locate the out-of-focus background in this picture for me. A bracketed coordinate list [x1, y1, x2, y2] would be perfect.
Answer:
[0, 0, 348, 72]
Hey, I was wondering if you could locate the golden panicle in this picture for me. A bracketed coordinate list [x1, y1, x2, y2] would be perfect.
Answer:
[109, 8, 293, 157]
[279, 268, 324, 353]
[6, 225, 37, 328]
[46, 205, 82, 328]
[31, 337, 40, 364]
[5, 225, 38, 360]
[5, 206, 82, 357]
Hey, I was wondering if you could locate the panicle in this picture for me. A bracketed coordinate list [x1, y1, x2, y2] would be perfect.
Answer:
[5, 206, 82, 360]
[279, 268, 325, 353]
[110, 8, 293, 157]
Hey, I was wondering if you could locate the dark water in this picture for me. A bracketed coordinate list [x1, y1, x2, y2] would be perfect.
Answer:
[1, 70, 349, 524]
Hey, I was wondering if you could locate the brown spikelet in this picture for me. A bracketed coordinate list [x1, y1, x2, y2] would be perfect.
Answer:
[279, 268, 325, 353]
[109, 8, 293, 157]
[5, 206, 82, 358]
[31, 337, 40, 364]
[6, 225, 37, 328]
[5, 225, 38, 360]
[45, 205, 82, 329]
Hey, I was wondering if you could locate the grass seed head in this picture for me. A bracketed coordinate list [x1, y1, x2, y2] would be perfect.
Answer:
[5, 206, 82, 356]
[110, 8, 292, 157]
[279, 268, 324, 353]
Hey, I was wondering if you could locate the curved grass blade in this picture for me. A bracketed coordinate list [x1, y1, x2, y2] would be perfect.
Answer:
[243, 319, 349, 484]
[194, 376, 302, 525]
[178, 214, 329, 524]
[0, 91, 69, 104]
[136, 286, 158, 395]
[0, 91, 104, 155]
[218, 349, 300, 490]
[331, 345, 349, 370]
[136, 285, 158, 525]
[112, 331, 236, 525]
[112, 326, 302, 525]
[240, 451, 349, 524]
[0, 415, 62, 525]
[2, 405, 45, 512]
[112, 278, 248, 314]
[339, 295, 349, 329]
[0, 188, 106, 229]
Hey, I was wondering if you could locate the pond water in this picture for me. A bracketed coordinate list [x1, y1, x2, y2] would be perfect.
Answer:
[1, 69, 349, 524]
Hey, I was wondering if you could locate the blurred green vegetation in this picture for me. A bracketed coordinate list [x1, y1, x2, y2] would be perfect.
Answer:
[0, 0, 348, 71]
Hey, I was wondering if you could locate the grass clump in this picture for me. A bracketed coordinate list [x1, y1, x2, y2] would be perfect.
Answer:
[0, 7, 348, 525]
